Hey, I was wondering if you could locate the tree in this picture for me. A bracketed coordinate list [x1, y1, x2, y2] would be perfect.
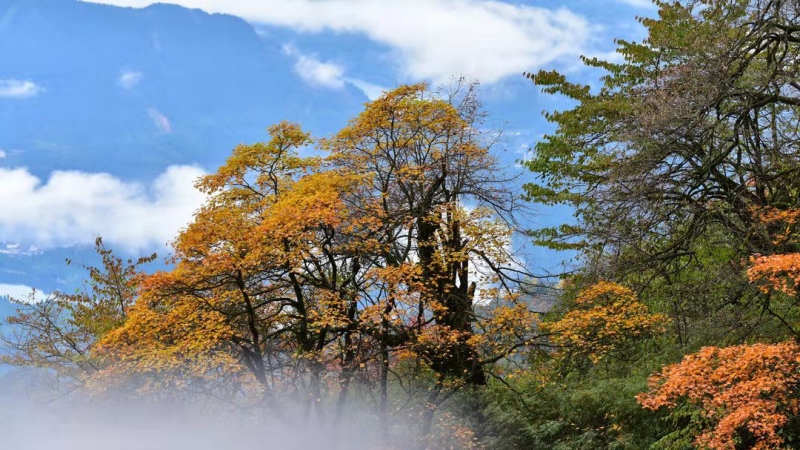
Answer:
[511, 3, 800, 448]
[638, 341, 800, 450]
[93, 122, 334, 411]
[542, 281, 668, 364]
[527, 0, 800, 253]
[636, 206, 800, 449]
[1, 237, 155, 391]
[524, 0, 800, 346]
[748, 208, 800, 296]
[92, 83, 539, 444]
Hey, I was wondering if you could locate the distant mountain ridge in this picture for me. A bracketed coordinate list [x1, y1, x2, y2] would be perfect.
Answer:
[0, 0, 367, 179]
[0, 0, 368, 292]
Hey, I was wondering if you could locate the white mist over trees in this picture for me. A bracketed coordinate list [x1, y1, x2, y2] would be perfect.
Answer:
[2, 82, 543, 449]
[5, 1, 800, 448]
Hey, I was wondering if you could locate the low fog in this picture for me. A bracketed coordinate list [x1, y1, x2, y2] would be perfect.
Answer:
[0, 375, 382, 450]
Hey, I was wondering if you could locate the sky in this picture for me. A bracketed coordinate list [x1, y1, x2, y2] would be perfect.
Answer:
[94, 0, 653, 89]
[0, 0, 657, 297]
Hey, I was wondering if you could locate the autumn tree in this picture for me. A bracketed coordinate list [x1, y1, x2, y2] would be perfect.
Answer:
[1, 237, 155, 391]
[633, 205, 800, 450]
[323, 82, 535, 426]
[467, 4, 800, 447]
[638, 341, 800, 450]
[92, 83, 539, 444]
[542, 281, 668, 365]
[93, 122, 344, 413]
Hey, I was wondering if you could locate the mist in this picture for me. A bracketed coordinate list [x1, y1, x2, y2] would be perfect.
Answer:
[0, 375, 384, 450]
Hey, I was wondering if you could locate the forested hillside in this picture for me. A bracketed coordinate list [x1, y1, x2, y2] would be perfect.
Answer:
[3, 0, 800, 449]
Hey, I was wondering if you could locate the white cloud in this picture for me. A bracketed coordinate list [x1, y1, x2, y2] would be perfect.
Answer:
[80, 0, 592, 84]
[283, 44, 346, 89]
[0, 284, 48, 303]
[147, 108, 172, 132]
[283, 44, 389, 98]
[0, 79, 43, 99]
[118, 71, 143, 89]
[0, 150, 6, 159]
[0, 165, 207, 252]
[617, 0, 656, 8]
[346, 78, 387, 101]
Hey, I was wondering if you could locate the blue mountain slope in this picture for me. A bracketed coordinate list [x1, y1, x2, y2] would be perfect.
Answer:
[0, 0, 367, 179]
[0, 0, 371, 292]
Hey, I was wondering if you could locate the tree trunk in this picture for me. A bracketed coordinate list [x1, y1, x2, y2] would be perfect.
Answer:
[419, 383, 442, 449]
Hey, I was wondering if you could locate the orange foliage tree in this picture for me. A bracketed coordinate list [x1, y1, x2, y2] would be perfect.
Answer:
[639, 207, 800, 449]
[90, 83, 540, 441]
[638, 341, 800, 450]
[748, 207, 800, 299]
[93, 122, 350, 415]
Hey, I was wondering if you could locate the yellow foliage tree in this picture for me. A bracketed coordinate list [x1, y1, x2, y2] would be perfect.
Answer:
[542, 281, 668, 363]
[91, 84, 540, 442]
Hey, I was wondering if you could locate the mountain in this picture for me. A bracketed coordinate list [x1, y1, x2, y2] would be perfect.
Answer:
[0, 0, 368, 179]
[0, 0, 371, 293]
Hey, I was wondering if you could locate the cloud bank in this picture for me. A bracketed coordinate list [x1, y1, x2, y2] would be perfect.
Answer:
[82, 0, 592, 83]
[0, 166, 206, 252]
[0, 284, 48, 303]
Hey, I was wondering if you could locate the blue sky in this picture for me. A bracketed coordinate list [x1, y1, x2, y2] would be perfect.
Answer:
[0, 0, 657, 296]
